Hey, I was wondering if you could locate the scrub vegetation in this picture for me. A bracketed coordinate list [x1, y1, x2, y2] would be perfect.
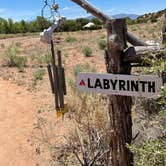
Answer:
[0, 8, 165, 166]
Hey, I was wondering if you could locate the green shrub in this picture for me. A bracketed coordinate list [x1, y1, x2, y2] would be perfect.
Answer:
[163, 43, 166, 49]
[32, 68, 45, 87]
[131, 25, 139, 31]
[127, 139, 166, 166]
[73, 64, 83, 77]
[33, 68, 45, 81]
[65, 36, 77, 43]
[69, 63, 96, 91]
[3, 43, 27, 71]
[14, 56, 27, 72]
[30, 53, 51, 66]
[3, 43, 20, 67]
[82, 46, 93, 57]
[100, 34, 106, 39]
[151, 15, 158, 23]
[98, 39, 107, 50]
[15, 42, 21, 47]
[129, 48, 166, 166]
[43, 53, 51, 64]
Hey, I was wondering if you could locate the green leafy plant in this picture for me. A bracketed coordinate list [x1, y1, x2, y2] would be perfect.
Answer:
[3, 43, 27, 71]
[15, 56, 27, 72]
[129, 50, 166, 166]
[33, 69, 45, 81]
[127, 139, 166, 166]
[131, 25, 139, 31]
[65, 36, 77, 43]
[32, 68, 45, 86]
[68, 63, 96, 91]
[82, 46, 93, 57]
[3, 43, 20, 67]
[31, 53, 51, 66]
[98, 39, 107, 50]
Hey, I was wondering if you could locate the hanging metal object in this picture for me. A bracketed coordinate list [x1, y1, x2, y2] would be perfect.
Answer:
[41, 0, 60, 22]
[52, 3, 59, 11]
[40, 1, 67, 114]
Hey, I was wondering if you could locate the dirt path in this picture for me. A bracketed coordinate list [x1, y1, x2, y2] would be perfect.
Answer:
[0, 78, 36, 166]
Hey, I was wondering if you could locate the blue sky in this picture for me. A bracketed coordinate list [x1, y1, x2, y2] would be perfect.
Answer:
[0, 0, 166, 21]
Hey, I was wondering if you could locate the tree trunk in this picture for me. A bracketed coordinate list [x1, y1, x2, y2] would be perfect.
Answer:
[106, 19, 133, 166]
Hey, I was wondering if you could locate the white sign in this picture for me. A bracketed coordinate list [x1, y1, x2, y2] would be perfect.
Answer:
[76, 73, 163, 98]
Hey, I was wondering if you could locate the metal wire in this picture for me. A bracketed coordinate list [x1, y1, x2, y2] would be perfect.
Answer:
[41, 0, 60, 22]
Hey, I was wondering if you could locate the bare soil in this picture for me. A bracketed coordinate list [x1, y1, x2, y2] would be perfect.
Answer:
[0, 23, 162, 165]
[0, 78, 36, 166]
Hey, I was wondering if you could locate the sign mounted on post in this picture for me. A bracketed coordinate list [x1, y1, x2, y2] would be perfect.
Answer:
[76, 73, 163, 98]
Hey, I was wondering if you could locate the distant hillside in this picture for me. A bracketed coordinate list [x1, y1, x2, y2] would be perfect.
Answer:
[112, 14, 139, 20]
[87, 14, 139, 20]
[135, 8, 166, 23]
[87, 8, 166, 24]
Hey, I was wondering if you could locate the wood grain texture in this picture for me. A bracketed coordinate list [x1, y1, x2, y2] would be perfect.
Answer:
[106, 19, 133, 166]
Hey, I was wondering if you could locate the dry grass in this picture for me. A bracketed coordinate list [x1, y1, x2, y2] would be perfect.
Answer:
[0, 15, 165, 165]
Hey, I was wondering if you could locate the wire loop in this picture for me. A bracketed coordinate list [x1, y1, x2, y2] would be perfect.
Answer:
[41, 0, 60, 22]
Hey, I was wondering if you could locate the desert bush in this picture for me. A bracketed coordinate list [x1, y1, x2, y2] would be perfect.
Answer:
[126, 17, 135, 25]
[3, 43, 27, 71]
[32, 62, 109, 165]
[129, 83, 166, 165]
[72, 64, 83, 77]
[14, 56, 27, 72]
[131, 25, 139, 31]
[33, 68, 45, 81]
[30, 53, 51, 66]
[98, 39, 107, 50]
[69, 63, 96, 91]
[128, 48, 166, 166]
[3, 43, 20, 66]
[56, 74, 110, 165]
[66, 36, 77, 43]
[56, 95, 110, 166]
[151, 15, 158, 23]
[163, 43, 166, 49]
[127, 138, 166, 166]
[32, 68, 45, 86]
[57, 64, 108, 165]
[82, 46, 93, 57]
[15, 41, 22, 47]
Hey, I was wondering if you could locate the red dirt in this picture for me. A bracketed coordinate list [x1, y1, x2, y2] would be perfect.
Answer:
[0, 78, 36, 166]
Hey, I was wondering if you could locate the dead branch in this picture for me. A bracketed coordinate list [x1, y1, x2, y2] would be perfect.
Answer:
[124, 46, 165, 63]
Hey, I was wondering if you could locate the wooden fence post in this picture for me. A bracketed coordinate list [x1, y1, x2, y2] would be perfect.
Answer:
[106, 19, 133, 166]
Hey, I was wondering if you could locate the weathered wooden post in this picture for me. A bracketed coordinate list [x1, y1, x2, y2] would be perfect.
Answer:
[71, 1, 164, 166]
[162, 13, 166, 44]
[106, 19, 133, 166]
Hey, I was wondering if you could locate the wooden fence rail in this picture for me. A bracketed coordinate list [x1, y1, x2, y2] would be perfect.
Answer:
[70, 0, 166, 165]
[71, 0, 149, 46]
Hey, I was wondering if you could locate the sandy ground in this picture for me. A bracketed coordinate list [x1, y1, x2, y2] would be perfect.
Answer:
[0, 78, 36, 166]
[0, 22, 163, 165]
